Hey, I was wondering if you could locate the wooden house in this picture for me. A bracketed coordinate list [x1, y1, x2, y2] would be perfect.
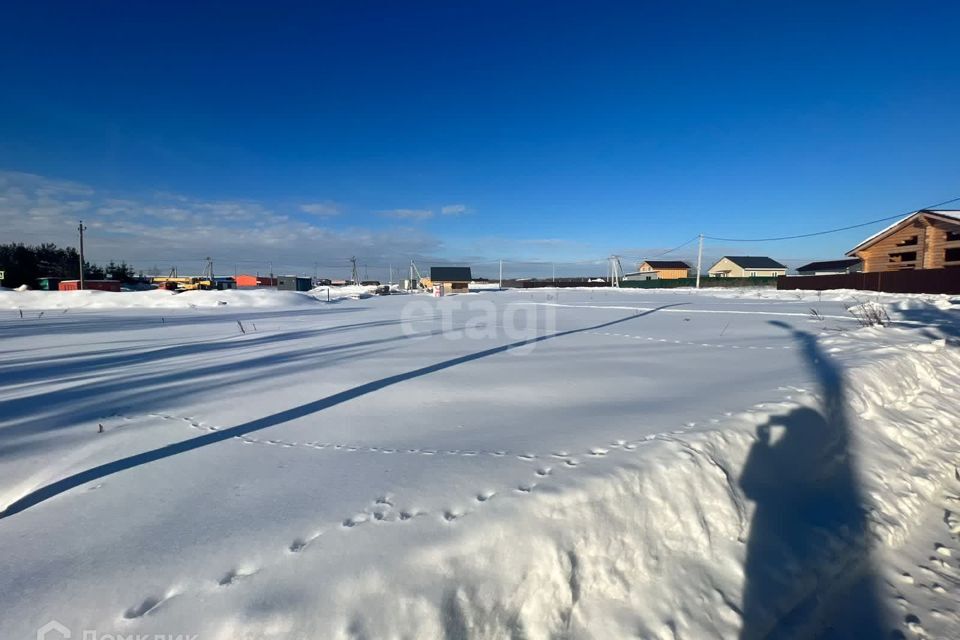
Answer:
[637, 260, 691, 279]
[708, 256, 786, 278]
[846, 210, 960, 272]
[426, 267, 472, 294]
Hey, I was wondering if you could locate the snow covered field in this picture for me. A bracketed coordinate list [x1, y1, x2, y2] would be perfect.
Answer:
[1, 287, 959, 639]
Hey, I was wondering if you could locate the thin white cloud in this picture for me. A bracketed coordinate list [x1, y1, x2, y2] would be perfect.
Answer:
[0, 171, 442, 275]
[440, 203, 468, 216]
[300, 201, 341, 217]
[378, 208, 434, 221]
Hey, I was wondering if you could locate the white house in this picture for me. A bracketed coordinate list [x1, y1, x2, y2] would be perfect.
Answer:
[708, 256, 787, 278]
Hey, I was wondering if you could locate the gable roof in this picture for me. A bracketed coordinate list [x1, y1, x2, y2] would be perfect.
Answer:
[430, 266, 472, 282]
[795, 258, 861, 273]
[847, 210, 960, 256]
[642, 260, 691, 269]
[717, 256, 786, 270]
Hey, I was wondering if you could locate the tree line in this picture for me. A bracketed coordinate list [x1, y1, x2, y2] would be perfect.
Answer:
[0, 243, 139, 288]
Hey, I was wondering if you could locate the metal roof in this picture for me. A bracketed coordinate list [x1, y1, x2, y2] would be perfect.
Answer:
[795, 258, 861, 272]
[430, 266, 473, 282]
[717, 256, 787, 269]
[642, 260, 691, 269]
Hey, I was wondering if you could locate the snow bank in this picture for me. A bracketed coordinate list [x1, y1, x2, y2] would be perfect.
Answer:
[0, 288, 326, 310]
[2, 289, 959, 639]
[534, 285, 958, 308]
[307, 284, 377, 300]
[276, 332, 960, 639]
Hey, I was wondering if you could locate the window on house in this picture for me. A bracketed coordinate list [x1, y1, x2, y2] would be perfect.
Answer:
[946, 247, 960, 262]
[947, 230, 960, 242]
[895, 235, 919, 247]
[889, 251, 917, 263]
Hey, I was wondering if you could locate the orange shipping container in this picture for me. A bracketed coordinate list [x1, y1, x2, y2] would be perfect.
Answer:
[235, 274, 277, 287]
[59, 280, 122, 292]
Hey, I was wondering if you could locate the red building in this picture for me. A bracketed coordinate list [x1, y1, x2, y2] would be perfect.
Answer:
[235, 274, 277, 287]
[59, 280, 122, 292]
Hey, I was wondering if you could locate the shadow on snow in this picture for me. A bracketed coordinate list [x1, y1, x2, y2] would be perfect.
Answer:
[0, 303, 683, 519]
[738, 321, 890, 639]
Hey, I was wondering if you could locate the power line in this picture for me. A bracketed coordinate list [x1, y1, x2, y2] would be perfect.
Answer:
[617, 236, 700, 264]
[704, 195, 960, 243]
[647, 235, 699, 259]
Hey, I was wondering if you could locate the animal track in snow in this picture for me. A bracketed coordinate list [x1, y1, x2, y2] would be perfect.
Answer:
[124, 592, 176, 619]
[586, 330, 793, 351]
[218, 567, 258, 586]
[288, 530, 323, 553]
[342, 515, 369, 528]
[904, 613, 925, 636]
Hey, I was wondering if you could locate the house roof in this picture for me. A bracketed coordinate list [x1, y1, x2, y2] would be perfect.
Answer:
[642, 260, 690, 269]
[430, 266, 472, 282]
[795, 258, 861, 272]
[715, 256, 787, 270]
[846, 210, 960, 256]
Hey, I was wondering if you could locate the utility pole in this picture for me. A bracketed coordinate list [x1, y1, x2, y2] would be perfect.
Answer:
[552, 263, 555, 283]
[350, 256, 359, 284]
[695, 233, 704, 289]
[608, 255, 623, 287]
[498, 259, 503, 289]
[203, 256, 214, 281]
[388, 263, 393, 285]
[77, 220, 87, 290]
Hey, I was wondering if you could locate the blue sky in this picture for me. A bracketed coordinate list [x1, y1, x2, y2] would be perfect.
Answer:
[2, 1, 960, 279]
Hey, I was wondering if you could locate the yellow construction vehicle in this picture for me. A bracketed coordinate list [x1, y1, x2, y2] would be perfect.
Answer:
[151, 260, 216, 291]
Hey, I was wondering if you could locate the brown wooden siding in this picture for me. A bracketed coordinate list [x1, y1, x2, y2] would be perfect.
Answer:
[653, 268, 689, 279]
[854, 214, 960, 272]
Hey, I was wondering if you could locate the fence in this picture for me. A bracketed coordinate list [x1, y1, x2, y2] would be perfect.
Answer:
[500, 279, 610, 289]
[620, 276, 779, 289]
[777, 267, 960, 295]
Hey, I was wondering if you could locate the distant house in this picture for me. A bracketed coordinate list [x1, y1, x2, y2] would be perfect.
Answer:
[622, 271, 659, 282]
[708, 256, 786, 278]
[276, 276, 312, 292]
[428, 266, 472, 294]
[235, 274, 277, 287]
[795, 259, 862, 276]
[846, 209, 960, 272]
[637, 260, 690, 279]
